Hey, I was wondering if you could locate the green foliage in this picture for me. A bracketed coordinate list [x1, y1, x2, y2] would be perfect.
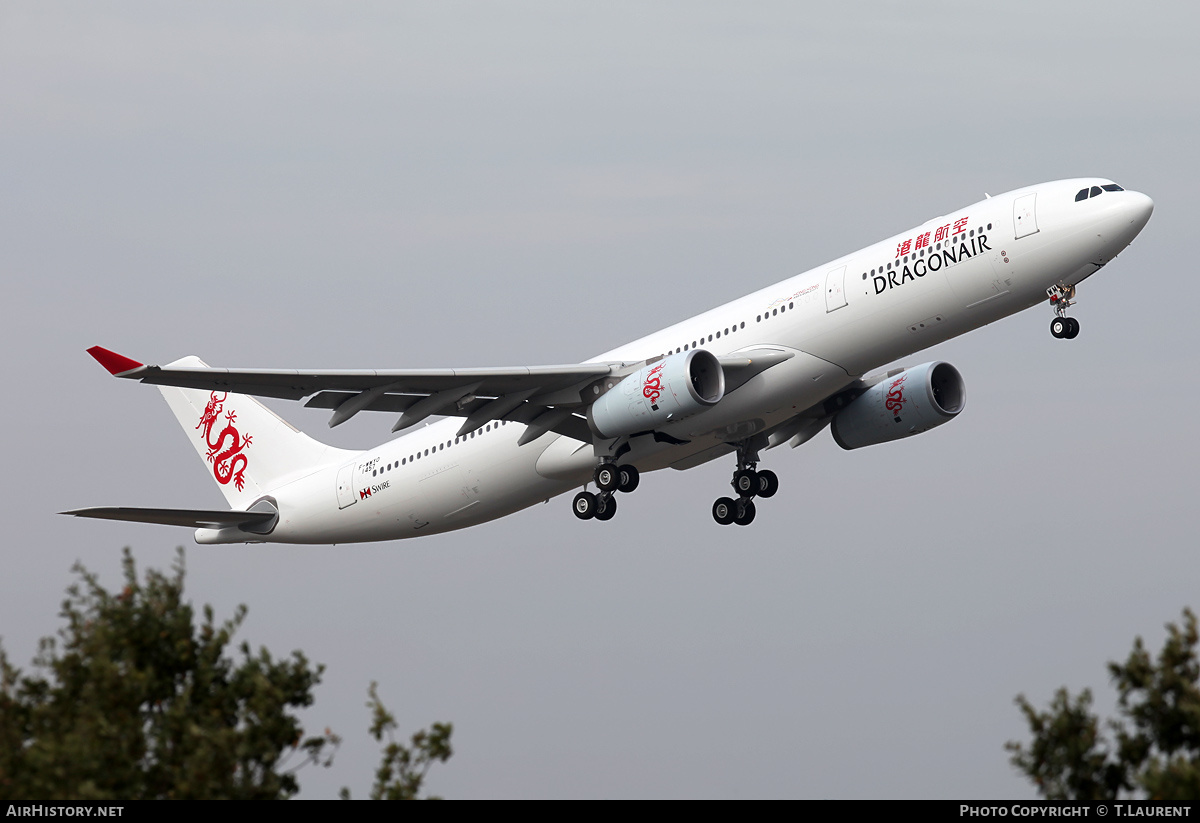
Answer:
[339, 683, 453, 800]
[1008, 608, 1200, 800]
[0, 549, 453, 800]
[0, 549, 335, 800]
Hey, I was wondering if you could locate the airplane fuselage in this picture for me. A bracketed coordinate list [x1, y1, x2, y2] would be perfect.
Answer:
[232, 178, 1151, 544]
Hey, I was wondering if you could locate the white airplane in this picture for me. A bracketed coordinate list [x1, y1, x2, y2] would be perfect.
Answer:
[65, 178, 1153, 543]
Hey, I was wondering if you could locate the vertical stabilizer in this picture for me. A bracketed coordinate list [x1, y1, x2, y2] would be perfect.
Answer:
[157, 356, 355, 509]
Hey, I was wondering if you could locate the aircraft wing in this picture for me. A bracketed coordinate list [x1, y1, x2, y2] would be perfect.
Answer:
[60, 506, 277, 532]
[87, 346, 614, 441]
[87, 346, 795, 444]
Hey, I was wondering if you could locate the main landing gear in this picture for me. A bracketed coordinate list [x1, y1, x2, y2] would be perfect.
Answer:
[712, 443, 778, 527]
[572, 462, 640, 522]
[1048, 284, 1080, 340]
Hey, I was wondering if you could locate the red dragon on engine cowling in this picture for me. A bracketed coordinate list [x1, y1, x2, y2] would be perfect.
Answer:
[885, 374, 908, 422]
[643, 363, 665, 404]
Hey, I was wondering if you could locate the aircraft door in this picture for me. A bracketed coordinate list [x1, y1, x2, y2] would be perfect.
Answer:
[1014, 193, 1039, 239]
[335, 462, 358, 509]
[825, 266, 848, 312]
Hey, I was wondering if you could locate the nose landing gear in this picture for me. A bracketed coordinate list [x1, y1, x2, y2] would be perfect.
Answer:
[1048, 284, 1080, 339]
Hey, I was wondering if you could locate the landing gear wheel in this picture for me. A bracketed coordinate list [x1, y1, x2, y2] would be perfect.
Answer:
[733, 499, 757, 526]
[594, 493, 617, 521]
[573, 491, 597, 520]
[1050, 317, 1069, 339]
[733, 469, 759, 497]
[595, 464, 620, 492]
[712, 497, 736, 525]
[1065, 317, 1080, 339]
[617, 465, 640, 494]
[756, 470, 779, 498]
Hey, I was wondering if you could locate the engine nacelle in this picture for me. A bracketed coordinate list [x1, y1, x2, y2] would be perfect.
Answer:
[831, 361, 965, 450]
[589, 350, 724, 439]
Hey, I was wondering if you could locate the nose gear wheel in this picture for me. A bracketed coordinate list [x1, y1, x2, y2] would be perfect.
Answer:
[1047, 284, 1080, 339]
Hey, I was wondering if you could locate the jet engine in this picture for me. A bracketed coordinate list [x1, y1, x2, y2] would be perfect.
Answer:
[830, 361, 965, 450]
[589, 350, 724, 439]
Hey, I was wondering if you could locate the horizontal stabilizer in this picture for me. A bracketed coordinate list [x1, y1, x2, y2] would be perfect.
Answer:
[60, 506, 277, 534]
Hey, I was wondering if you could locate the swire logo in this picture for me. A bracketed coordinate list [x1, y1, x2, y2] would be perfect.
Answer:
[359, 487, 372, 500]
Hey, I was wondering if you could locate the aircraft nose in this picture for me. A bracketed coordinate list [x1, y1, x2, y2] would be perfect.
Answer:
[1099, 190, 1154, 257]
[1127, 191, 1154, 233]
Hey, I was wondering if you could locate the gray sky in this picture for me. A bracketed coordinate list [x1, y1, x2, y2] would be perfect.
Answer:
[2, 1, 1197, 798]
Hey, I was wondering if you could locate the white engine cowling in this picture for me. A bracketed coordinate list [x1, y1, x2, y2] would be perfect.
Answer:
[589, 350, 724, 439]
[831, 361, 965, 450]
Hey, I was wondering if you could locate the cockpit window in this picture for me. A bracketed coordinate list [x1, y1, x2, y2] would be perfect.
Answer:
[1077, 183, 1126, 202]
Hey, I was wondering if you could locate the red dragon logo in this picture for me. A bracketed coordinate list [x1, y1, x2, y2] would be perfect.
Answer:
[196, 392, 252, 491]
[643, 363, 666, 405]
[885, 374, 908, 422]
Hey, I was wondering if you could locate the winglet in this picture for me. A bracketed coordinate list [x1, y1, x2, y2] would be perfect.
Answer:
[87, 346, 145, 376]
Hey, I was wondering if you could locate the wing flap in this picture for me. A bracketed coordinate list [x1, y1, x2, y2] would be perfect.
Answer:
[304, 392, 420, 413]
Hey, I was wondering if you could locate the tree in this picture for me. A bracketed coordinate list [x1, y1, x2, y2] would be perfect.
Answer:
[0, 548, 452, 800]
[1007, 608, 1200, 800]
[339, 683, 453, 800]
[0, 548, 334, 799]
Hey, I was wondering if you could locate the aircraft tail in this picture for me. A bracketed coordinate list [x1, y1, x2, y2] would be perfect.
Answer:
[156, 356, 354, 509]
